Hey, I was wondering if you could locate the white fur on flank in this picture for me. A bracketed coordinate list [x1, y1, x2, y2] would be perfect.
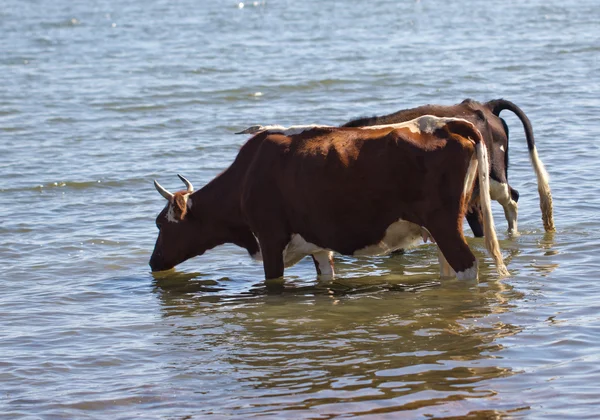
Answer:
[489, 179, 518, 234]
[476, 142, 510, 277]
[530, 147, 555, 232]
[353, 219, 423, 256]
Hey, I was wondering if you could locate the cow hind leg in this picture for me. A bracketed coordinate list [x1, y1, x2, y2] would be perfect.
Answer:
[428, 225, 478, 281]
[311, 251, 335, 278]
[466, 205, 484, 237]
[490, 180, 518, 235]
[437, 248, 455, 279]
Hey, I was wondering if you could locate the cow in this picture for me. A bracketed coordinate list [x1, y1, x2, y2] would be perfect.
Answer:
[150, 115, 509, 281]
[342, 98, 555, 236]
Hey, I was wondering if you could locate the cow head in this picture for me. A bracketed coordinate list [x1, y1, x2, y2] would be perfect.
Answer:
[149, 174, 218, 272]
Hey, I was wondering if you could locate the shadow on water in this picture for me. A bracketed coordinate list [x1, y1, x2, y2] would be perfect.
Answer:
[149, 251, 529, 418]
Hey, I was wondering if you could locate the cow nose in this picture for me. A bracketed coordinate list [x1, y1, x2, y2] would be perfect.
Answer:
[149, 252, 162, 271]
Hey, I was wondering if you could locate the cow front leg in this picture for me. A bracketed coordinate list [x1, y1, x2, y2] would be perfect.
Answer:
[311, 251, 335, 278]
[258, 237, 287, 280]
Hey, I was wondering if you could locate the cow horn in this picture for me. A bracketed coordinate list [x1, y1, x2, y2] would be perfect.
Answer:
[154, 180, 174, 201]
[177, 174, 193, 193]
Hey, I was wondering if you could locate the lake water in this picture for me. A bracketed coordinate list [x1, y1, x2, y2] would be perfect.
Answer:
[2, 0, 600, 418]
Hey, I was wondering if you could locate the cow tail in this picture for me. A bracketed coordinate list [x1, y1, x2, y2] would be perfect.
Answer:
[474, 132, 510, 277]
[488, 99, 555, 232]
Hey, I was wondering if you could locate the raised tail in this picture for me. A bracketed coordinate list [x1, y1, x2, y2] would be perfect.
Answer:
[487, 99, 555, 232]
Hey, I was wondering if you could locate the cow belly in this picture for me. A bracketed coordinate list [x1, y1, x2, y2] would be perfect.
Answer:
[283, 234, 326, 267]
[255, 219, 424, 267]
[353, 219, 423, 256]
[249, 234, 327, 267]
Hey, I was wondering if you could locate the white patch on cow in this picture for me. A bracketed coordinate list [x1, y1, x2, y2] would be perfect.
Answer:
[353, 219, 423, 256]
[437, 248, 479, 280]
[164, 193, 191, 224]
[244, 116, 476, 138]
[489, 179, 518, 234]
[251, 233, 332, 275]
[242, 124, 330, 136]
[313, 250, 334, 277]
[278, 125, 328, 136]
[282, 234, 326, 267]
[499, 145, 505, 152]
[489, 179, 508, 201]
[364, 115, 474, 135]
[166, 205, 179, 223]
[456, 262, 478, 281]
[463, 155, 479, 199]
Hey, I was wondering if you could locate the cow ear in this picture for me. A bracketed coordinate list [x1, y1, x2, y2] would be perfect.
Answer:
[173, 194, 189, 221]
[474, 109, 486, 121]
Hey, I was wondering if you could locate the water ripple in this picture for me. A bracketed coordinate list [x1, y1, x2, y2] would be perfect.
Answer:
[2, 0, 600, 417]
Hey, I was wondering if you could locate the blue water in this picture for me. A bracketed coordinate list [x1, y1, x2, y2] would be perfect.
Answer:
[2, 0, 600, 418]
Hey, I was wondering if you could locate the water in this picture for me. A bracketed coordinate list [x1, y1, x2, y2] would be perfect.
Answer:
[1, 0, 600, 418]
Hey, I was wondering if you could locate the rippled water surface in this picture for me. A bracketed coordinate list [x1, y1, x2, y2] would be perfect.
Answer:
[2, 0, 600, 418]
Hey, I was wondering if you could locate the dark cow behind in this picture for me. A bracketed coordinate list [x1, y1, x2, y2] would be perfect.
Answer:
[150, 115, 509, 280]
[343, 98, 555, 236]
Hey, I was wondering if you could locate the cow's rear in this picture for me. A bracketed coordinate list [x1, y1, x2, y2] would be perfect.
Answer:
[240, 116, 508, 280]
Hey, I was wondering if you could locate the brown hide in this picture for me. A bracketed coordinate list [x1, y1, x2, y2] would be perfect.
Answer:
[343, 98, 529, 236]
[240, 123, 478, 279]
[150, 117, 507, 280]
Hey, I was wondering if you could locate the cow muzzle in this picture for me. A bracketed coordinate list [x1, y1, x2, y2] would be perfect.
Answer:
[149, 252, 173, 272]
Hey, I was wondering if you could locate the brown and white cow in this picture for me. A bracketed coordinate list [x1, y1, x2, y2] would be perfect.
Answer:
[150, 115, 509, 281]
[343, 98, 555, 236]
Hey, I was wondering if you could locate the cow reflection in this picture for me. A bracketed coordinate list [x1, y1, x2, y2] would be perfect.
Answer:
[151, 261, 524, 417]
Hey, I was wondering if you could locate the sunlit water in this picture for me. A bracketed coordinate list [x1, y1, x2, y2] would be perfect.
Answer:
[2, 0, 600, 418]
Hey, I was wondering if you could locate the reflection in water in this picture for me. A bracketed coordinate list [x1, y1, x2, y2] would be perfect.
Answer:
[152, 254, 526, 417]
[534, 232, 561, 276]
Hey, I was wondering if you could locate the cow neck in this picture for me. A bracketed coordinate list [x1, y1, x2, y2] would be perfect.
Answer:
[186, 133, 265, 256]
[189, 171, 241, 223]
[187, 170, 259, 257]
